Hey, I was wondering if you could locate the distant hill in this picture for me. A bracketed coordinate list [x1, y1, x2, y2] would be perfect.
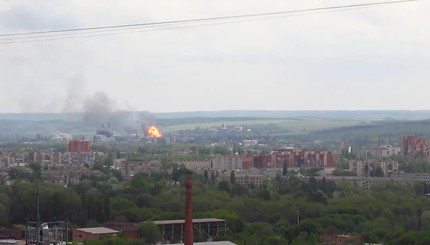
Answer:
[0, 111, 430, 139]
[0, 113, 83, 121]
[1, 110, 430, 121]
[155, 110, 430, 120]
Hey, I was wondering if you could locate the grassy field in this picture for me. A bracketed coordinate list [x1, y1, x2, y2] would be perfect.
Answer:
[158, 117, 374, 135]
[158, 117, 430, 148]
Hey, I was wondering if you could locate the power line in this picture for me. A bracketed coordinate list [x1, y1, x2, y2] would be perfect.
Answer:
[0, 12, 338, 44]
[0, 0, 422, 44]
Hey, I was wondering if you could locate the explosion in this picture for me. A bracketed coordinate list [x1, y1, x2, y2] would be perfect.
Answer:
[147, 126, 162, 138]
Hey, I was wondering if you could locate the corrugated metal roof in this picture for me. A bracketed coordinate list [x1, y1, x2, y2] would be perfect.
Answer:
[0, 240, 17, 245]
[152, 218, 225, 225]
[170, 242, 236, 245]
[75, 227, 119, 234]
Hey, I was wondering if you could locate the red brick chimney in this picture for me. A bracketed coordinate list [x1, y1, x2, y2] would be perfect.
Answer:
[184, 170, 193, 245]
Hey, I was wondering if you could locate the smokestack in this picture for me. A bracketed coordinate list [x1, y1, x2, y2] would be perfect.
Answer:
[184, 170, 193, 245]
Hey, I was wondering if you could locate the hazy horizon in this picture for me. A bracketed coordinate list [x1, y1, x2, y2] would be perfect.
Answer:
[2, 109, 430, 122]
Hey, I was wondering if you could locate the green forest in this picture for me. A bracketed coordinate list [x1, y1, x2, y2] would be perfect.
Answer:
[2, 164, 430, 245]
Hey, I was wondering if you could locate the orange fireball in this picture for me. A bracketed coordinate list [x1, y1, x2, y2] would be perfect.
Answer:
[147, 126, 162, 138]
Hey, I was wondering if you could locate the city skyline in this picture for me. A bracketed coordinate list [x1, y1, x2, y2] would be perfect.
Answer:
[1, 0, 429, 113]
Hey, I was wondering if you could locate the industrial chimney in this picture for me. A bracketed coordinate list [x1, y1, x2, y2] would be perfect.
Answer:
[184, 170, 193, 245]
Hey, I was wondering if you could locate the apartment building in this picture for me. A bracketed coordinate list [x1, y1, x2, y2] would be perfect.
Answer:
[349, 159, 399, 177]
[271, 148, 334, 168]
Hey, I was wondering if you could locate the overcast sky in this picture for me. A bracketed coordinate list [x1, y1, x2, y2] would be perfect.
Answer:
[0, 0, 429, 113]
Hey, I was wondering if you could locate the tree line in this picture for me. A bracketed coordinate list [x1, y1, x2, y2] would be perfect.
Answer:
[1, 164, 430, 244]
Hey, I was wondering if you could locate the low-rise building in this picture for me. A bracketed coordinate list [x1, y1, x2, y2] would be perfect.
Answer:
[402, 135, 430, 159]
[211, 155, 242, 170]
[104, 223, 139, 239]
[153, 218, 226, 242]
[235, 174, 267, 187]
[360, 145, 401, 158]
[105, 219, 227, 242]
[41, 168, 83, 186]
[72, 227, 119, 243]
[33, 151, 97, 165]
[322, 173, 430, 191]
[51, 133, 72, 141]
[241, 156, 254, 169]
[320, 234, 363, 245]
[176, 160, 212, 171]
[243, 140, 258, 147]
[349, 159, 399, 177]
[68, 140, 91, 153]
[115, 158, 161, 179]
[271, 148, 334, 168]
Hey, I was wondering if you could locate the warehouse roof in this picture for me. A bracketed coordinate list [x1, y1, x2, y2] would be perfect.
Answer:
[153, 218, 225, 225]
[75, 227, 120, 235]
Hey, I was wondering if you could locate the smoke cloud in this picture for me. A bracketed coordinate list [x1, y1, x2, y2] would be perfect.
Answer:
[60, 75, 154, 135]
[62, 75, 86, 113]
[82, 91, 153, 135]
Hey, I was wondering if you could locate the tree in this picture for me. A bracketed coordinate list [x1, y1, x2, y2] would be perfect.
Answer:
[204, 170, 209, 183]
[413, 182, 427, 196]
[318, 176, 326, 192]
[258, 189, 272, 201]
[210, 171, 216, 184]
[0, 203, 8, 226]
[375, 166, 384, 177]
[232, 184, 249, 196]
[420, 211, 430, 230]
[308, 191, 327, 205]
[309, 176, 318, 192]
[138, 222, 162, 244]
[213, 146, 230, 155]
[218, 181, 231, 193]
[171, 165, 188, 182]
[245, 222, 275, 243]
[230, 170, 236, 184]
[282, 161, 288, 176]
[28, 162, 42, 181]
[8, 167, 32, 180]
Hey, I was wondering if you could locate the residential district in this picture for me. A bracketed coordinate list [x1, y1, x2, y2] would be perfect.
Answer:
[1, 131, 430, 244]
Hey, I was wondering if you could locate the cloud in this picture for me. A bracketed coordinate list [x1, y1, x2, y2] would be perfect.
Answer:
[0, 1, 77, 31]
[0, 0, 430, 112]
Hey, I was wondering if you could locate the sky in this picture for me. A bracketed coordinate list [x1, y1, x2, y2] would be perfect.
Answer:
[0, 0, 429, 113]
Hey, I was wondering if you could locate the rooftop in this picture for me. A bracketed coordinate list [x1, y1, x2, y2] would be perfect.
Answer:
[170, 242, 236, 245]
[75, 227, 119, 235]
[153, 218, 225, 225]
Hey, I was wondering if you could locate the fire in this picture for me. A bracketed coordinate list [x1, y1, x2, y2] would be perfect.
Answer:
[147, 126, 162, 138]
